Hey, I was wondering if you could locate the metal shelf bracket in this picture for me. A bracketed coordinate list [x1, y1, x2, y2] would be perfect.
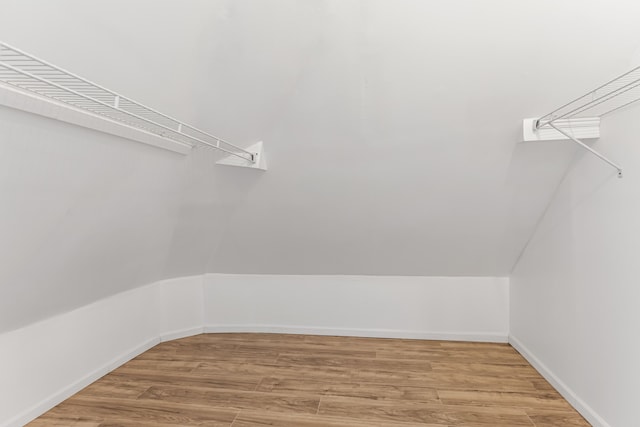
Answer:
[548, 123, 623, 178]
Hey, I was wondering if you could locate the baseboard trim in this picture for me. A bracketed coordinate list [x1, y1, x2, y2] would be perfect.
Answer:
[509, 335, 610, 427]
[205, 324, 508, 343]
[3, 337, 159, 427]
[4, 325, 205, 427]
[160, 326, 204, 343]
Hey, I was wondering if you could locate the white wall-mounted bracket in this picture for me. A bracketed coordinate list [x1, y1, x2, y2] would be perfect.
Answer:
[523, 117, 600, 142]
[216, 141, 267, 170]
[522, 117, 622, 178]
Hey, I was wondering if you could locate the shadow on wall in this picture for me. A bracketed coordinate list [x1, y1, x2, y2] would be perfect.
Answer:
[0, 106, 187, 334]
[502, 135, 578, 271]
[162, 146, 265, 278]
[503, 130, 623, 273]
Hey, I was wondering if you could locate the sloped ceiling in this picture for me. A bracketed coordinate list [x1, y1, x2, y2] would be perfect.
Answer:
[1, 0, 640, 324]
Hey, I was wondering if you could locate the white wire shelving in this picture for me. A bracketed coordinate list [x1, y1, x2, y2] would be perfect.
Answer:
[0, 42, 257, 164]
[530, 66, 640, 178]
[535, 66, 640, 130]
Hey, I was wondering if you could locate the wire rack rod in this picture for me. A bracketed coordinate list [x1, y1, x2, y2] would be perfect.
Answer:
[599, 96, 640, 117]
[0, 42, 255, 162]
[535, 66, 640, 129]
[549, 123, 622, 178]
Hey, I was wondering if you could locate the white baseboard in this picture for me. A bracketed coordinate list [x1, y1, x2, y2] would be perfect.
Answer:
[509, 335, 609, 427]
[4, 324, 208, 427]
[0, 273, 206, 427]
[204, 275, 509, 345]
[205, 324, 508, 343]
[3, 337, 159, 427]
[160, 326, 204, 342]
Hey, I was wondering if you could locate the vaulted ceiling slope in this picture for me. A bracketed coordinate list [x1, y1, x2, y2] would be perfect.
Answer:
[2, 0, 640, 331]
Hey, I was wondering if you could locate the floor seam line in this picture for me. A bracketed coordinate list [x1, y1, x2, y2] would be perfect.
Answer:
[230, 410, 240, 426]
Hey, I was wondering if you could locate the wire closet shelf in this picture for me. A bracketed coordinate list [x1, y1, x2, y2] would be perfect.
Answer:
[535, 66, 640, 130]
[0, 42, 255, 163]
[531, 65, 640, 178]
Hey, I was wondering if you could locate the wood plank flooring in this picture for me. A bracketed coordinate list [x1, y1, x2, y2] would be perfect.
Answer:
[29, 333, 590, 426]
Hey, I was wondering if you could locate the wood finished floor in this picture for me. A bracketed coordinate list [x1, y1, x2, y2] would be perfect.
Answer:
[29, 333, 590, 427]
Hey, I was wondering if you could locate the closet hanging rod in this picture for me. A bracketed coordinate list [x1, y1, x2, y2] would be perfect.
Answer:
[0, 42, 256, 163]
[535, 66, 640, 130]
[548, 123, 623, 178]
[524, 65, 640, 178]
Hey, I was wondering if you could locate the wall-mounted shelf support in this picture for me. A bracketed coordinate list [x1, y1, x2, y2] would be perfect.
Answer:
[523, 117, 600, 142]
[523, 65, 640, 178]
[0, 42, 265, 169]
[216, 141, 267, 170]
[548, 123, 623, 178]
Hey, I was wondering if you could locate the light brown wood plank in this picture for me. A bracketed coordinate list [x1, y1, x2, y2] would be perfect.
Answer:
[431, 361, 540, 378]
[318, 396, 535, 425]
[194, 361, 353, 382]
[163, 339, 378, 359]
[351, 369, 538, 392]
[232, 410, 442, 427]
[96, 422, 220, 427]
[108, 368, 261, 391]
[118, 359, 201, 372]
[525, 408, 591, 426]
[136, 350, 280, 364]
[376, 348, 529, 365]
[437, 389, 573, 411]
[256, 377, 440, 401]
[276, 353, 432, 372]
[78, 377, 151, 399]
[35, 396, 238, 426]
[28, 418, 100, 427]
[530, 378, 560, 392]
[138, 384, 321, 415]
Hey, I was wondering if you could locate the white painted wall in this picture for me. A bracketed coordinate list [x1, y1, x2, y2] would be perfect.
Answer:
[0, 1, 229, 332]
[510, 108, 640, 427]
[205, 274, 509, 341]
[0, 274, 507, 427]
[0, 105, 193, 333]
